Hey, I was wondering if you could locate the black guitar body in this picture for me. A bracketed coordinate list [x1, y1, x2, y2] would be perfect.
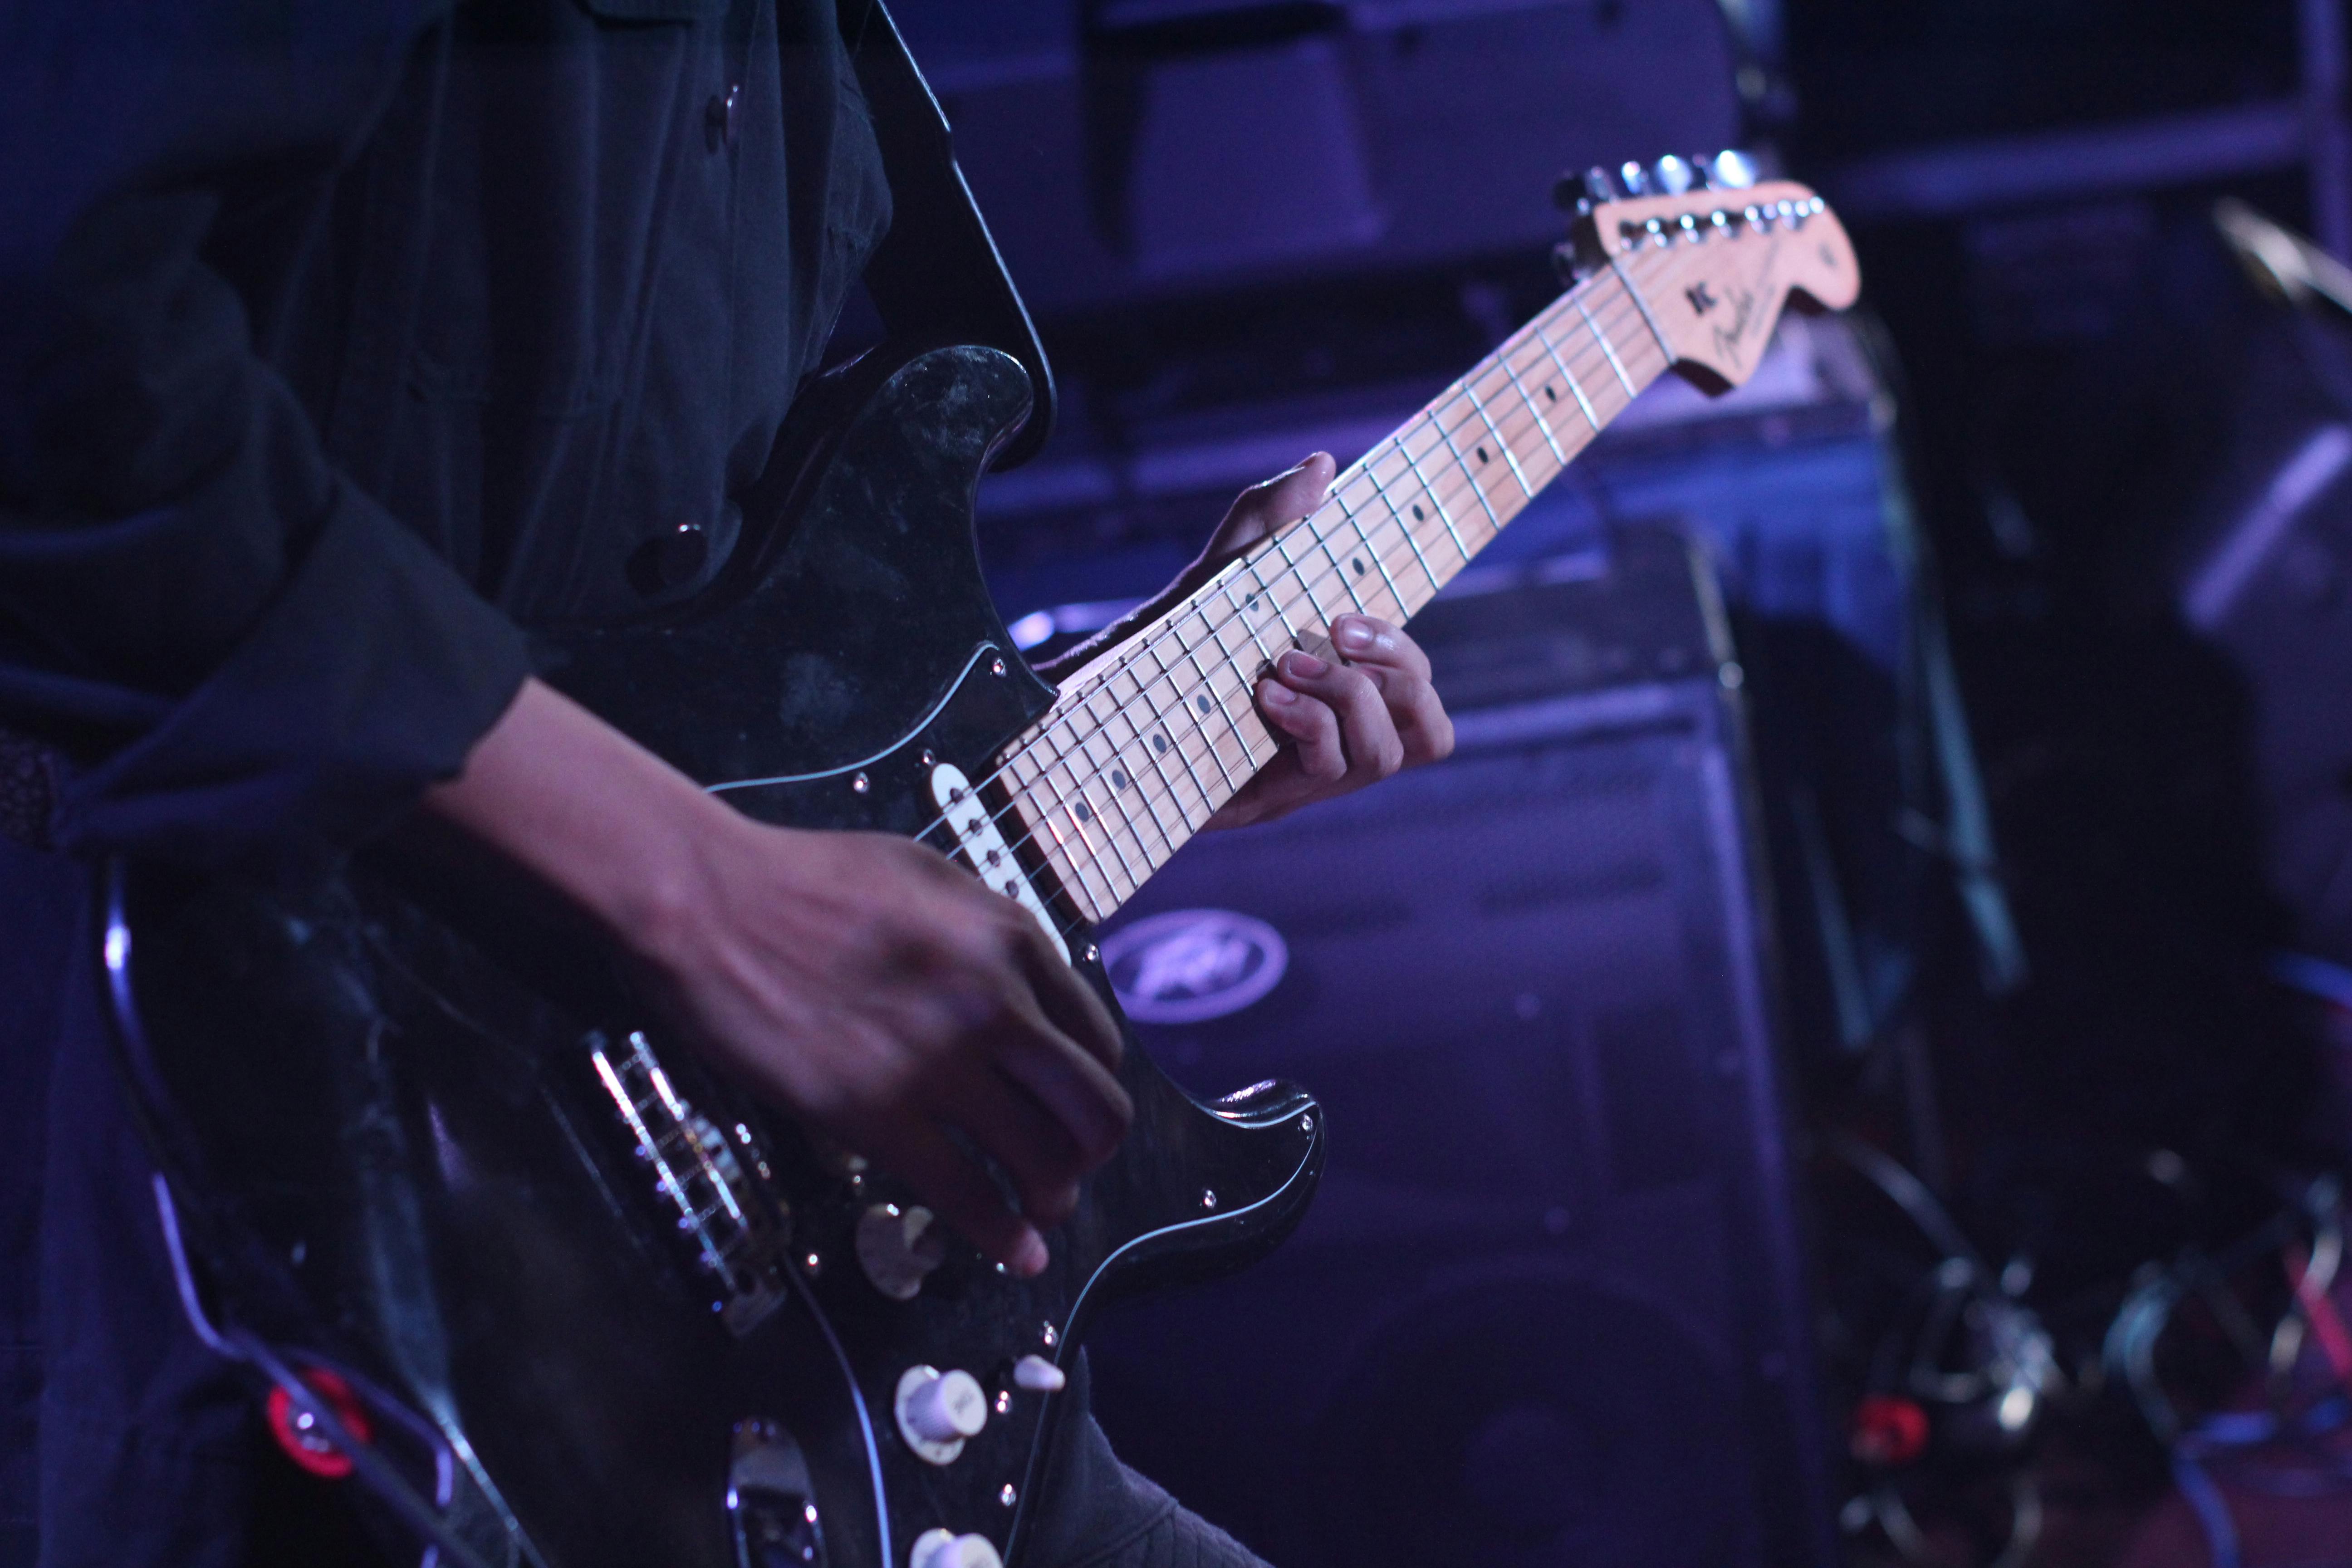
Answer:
[109, 344, 1325, 1568]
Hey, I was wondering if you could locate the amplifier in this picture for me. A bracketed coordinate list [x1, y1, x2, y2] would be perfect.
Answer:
[1083, 526, 1835, 1568]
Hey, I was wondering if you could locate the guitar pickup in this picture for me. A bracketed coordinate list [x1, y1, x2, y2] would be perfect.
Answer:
[932, 761, 1069, 963]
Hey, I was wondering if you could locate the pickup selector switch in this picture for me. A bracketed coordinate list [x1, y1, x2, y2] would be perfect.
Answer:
[856, 1203, 948, 1301]
[1012, 1355, 1066, 1392]
[896, 1367, 987, 1465]
[910, 1528, 1002, 1568]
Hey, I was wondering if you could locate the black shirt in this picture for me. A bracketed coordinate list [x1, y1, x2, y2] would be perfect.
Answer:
[0, 0, 891, 866]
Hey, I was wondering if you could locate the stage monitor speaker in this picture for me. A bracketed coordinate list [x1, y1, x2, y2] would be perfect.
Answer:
[1084, 525, 1836, 1568]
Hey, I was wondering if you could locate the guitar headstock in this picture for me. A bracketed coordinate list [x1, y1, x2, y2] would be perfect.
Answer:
[1563, 156, 1861, 393]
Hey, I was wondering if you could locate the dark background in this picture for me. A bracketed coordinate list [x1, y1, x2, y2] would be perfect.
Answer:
[882, 4, 2352, 1563]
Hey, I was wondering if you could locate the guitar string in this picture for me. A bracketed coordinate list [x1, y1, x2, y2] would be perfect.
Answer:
[980, 247, 1690, 816]
[908, 291, 1668, 929]
[926, 240, 1704, 915]
[906, 233, 1738, 921]
[900, 274, 1661, 902]
[908, 242, 1697, 922]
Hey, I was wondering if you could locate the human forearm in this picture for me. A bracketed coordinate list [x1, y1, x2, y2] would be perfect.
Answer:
[422, 676, 737, 959]
[423, 676, 1130, 1275]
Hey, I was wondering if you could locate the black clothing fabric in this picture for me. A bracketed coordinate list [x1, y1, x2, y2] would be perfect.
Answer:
[0, 4, 1270, 1565]
[0, 861, 1270, 1568]
[0, 0, 889, 865]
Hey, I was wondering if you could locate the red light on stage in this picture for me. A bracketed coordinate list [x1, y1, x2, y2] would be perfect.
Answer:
[265, 1367, 373, 1479]
[1849, 1394, 1930, 1467]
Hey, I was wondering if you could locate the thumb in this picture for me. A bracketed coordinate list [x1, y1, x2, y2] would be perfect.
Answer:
[1206, 452, 1338, 562]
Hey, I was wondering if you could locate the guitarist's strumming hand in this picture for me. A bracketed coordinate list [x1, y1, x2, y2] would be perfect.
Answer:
[425, 678, 1131, 1279]
[1041, 452, 1457, 827]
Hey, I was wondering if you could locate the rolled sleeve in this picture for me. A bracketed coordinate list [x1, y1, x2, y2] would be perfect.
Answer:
[0, 6, 531, 867]
[52, 479, 532, 865]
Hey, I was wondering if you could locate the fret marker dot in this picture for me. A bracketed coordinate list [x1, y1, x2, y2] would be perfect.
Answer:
[1112, 769, 1128, 790]
[1351, 558, 1366, 576]
[1196, 695, 1212, 713]
[1544, 385, 1558, 402]
[1412, 504, 1425, 521]
[1475, 445, 1490, 464]
[1075, 801, 1092, 821]
[1152, 734, 1169, 755]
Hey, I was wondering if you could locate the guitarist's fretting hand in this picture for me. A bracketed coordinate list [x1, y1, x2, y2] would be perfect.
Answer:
[1042, 452, 1457, 827]
[426, 678, 1131, 1278]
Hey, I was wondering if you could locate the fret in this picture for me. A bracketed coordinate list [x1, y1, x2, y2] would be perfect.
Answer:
[1103, 667, 1209, 834]
[1575, 290, 1637, 397]
[1031, 732, 1141, 914]
[1051, 708, 1156, 894]
[1166, 624, 1246, 795]
[1609, 256, 1676, 361]
[1494, 342, 1569, 467]
[1242, 557, 1302, 647]
[1428, 413, 1504, 538]
[1191, 593, 1285, 779]
[1061, 779, 1140, 911]
[1217, 576, 1279, 668]
[1140, 631, 1234, 802]
[1394, 435, 1470, 566]
[1332, 487, 1411, 621]
[1461, 381, 1534, 499]
[1271, 525, 1358, 628]
[1031, 769, 1125, 917]
[1364, 456, 1448, 592]
[1531, 319, 1601, 434]
[1078, 691, 1181, 859]
[1298, 516, 1371, 622]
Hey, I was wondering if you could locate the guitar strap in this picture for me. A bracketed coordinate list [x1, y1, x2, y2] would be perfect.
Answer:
[835, 0, 1059, 472]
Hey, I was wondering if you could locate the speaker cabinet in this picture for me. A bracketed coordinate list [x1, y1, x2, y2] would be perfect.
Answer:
[1085, 527, 1835, 1568]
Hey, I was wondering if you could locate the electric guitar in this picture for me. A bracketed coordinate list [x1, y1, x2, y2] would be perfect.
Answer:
[106, 165, 1857, 1568]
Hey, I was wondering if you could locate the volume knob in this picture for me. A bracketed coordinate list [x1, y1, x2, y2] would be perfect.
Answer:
[857, 1203, 949, 1301]
[911, 1528, 1002, 1568]
[896, 1367, 987, 1465]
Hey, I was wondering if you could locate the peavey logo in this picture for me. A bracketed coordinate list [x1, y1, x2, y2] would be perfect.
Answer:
[1101, 909, 1289, 1024]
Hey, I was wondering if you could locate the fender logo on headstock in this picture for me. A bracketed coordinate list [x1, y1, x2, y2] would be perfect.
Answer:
[1711, 285, 1762, 372]
[1685, 282, 1720, 315]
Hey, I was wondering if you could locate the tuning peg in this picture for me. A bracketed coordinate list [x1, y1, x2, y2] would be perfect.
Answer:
[1617, 160, 1650, 197]
[1651, 154, 1694, 196]
[1553, 166, 1617, 213]
[1708, 149, 1758, 191]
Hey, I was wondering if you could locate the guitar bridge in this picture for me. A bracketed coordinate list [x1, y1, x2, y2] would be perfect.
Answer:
[590, 1030, 791, 1335]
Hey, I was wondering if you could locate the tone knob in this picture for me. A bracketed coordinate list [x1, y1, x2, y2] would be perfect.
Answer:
[857, 1203, 949, 1301]
[895, 1366, 987, 1465]
[911, 1528, 1003, 1568]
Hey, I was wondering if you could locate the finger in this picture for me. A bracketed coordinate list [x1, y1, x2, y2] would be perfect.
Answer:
[1206, 452, 1337, 560]
[1272, 651, 1403, 781]
[934, 1061, 1089, 1229]
[1352, 661, 1454, 765]
[985, 985, 1135, 1170]
[1332, 615, 1434, 682]
[1336, 639, 1458, 766]
[867, 1118, 1050, 1276]
[1258, 672, 1347, 783]
[1012, 914, 1126, 1073]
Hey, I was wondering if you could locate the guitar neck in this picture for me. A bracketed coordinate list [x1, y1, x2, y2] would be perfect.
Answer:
[996, 254, 1680, 930]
